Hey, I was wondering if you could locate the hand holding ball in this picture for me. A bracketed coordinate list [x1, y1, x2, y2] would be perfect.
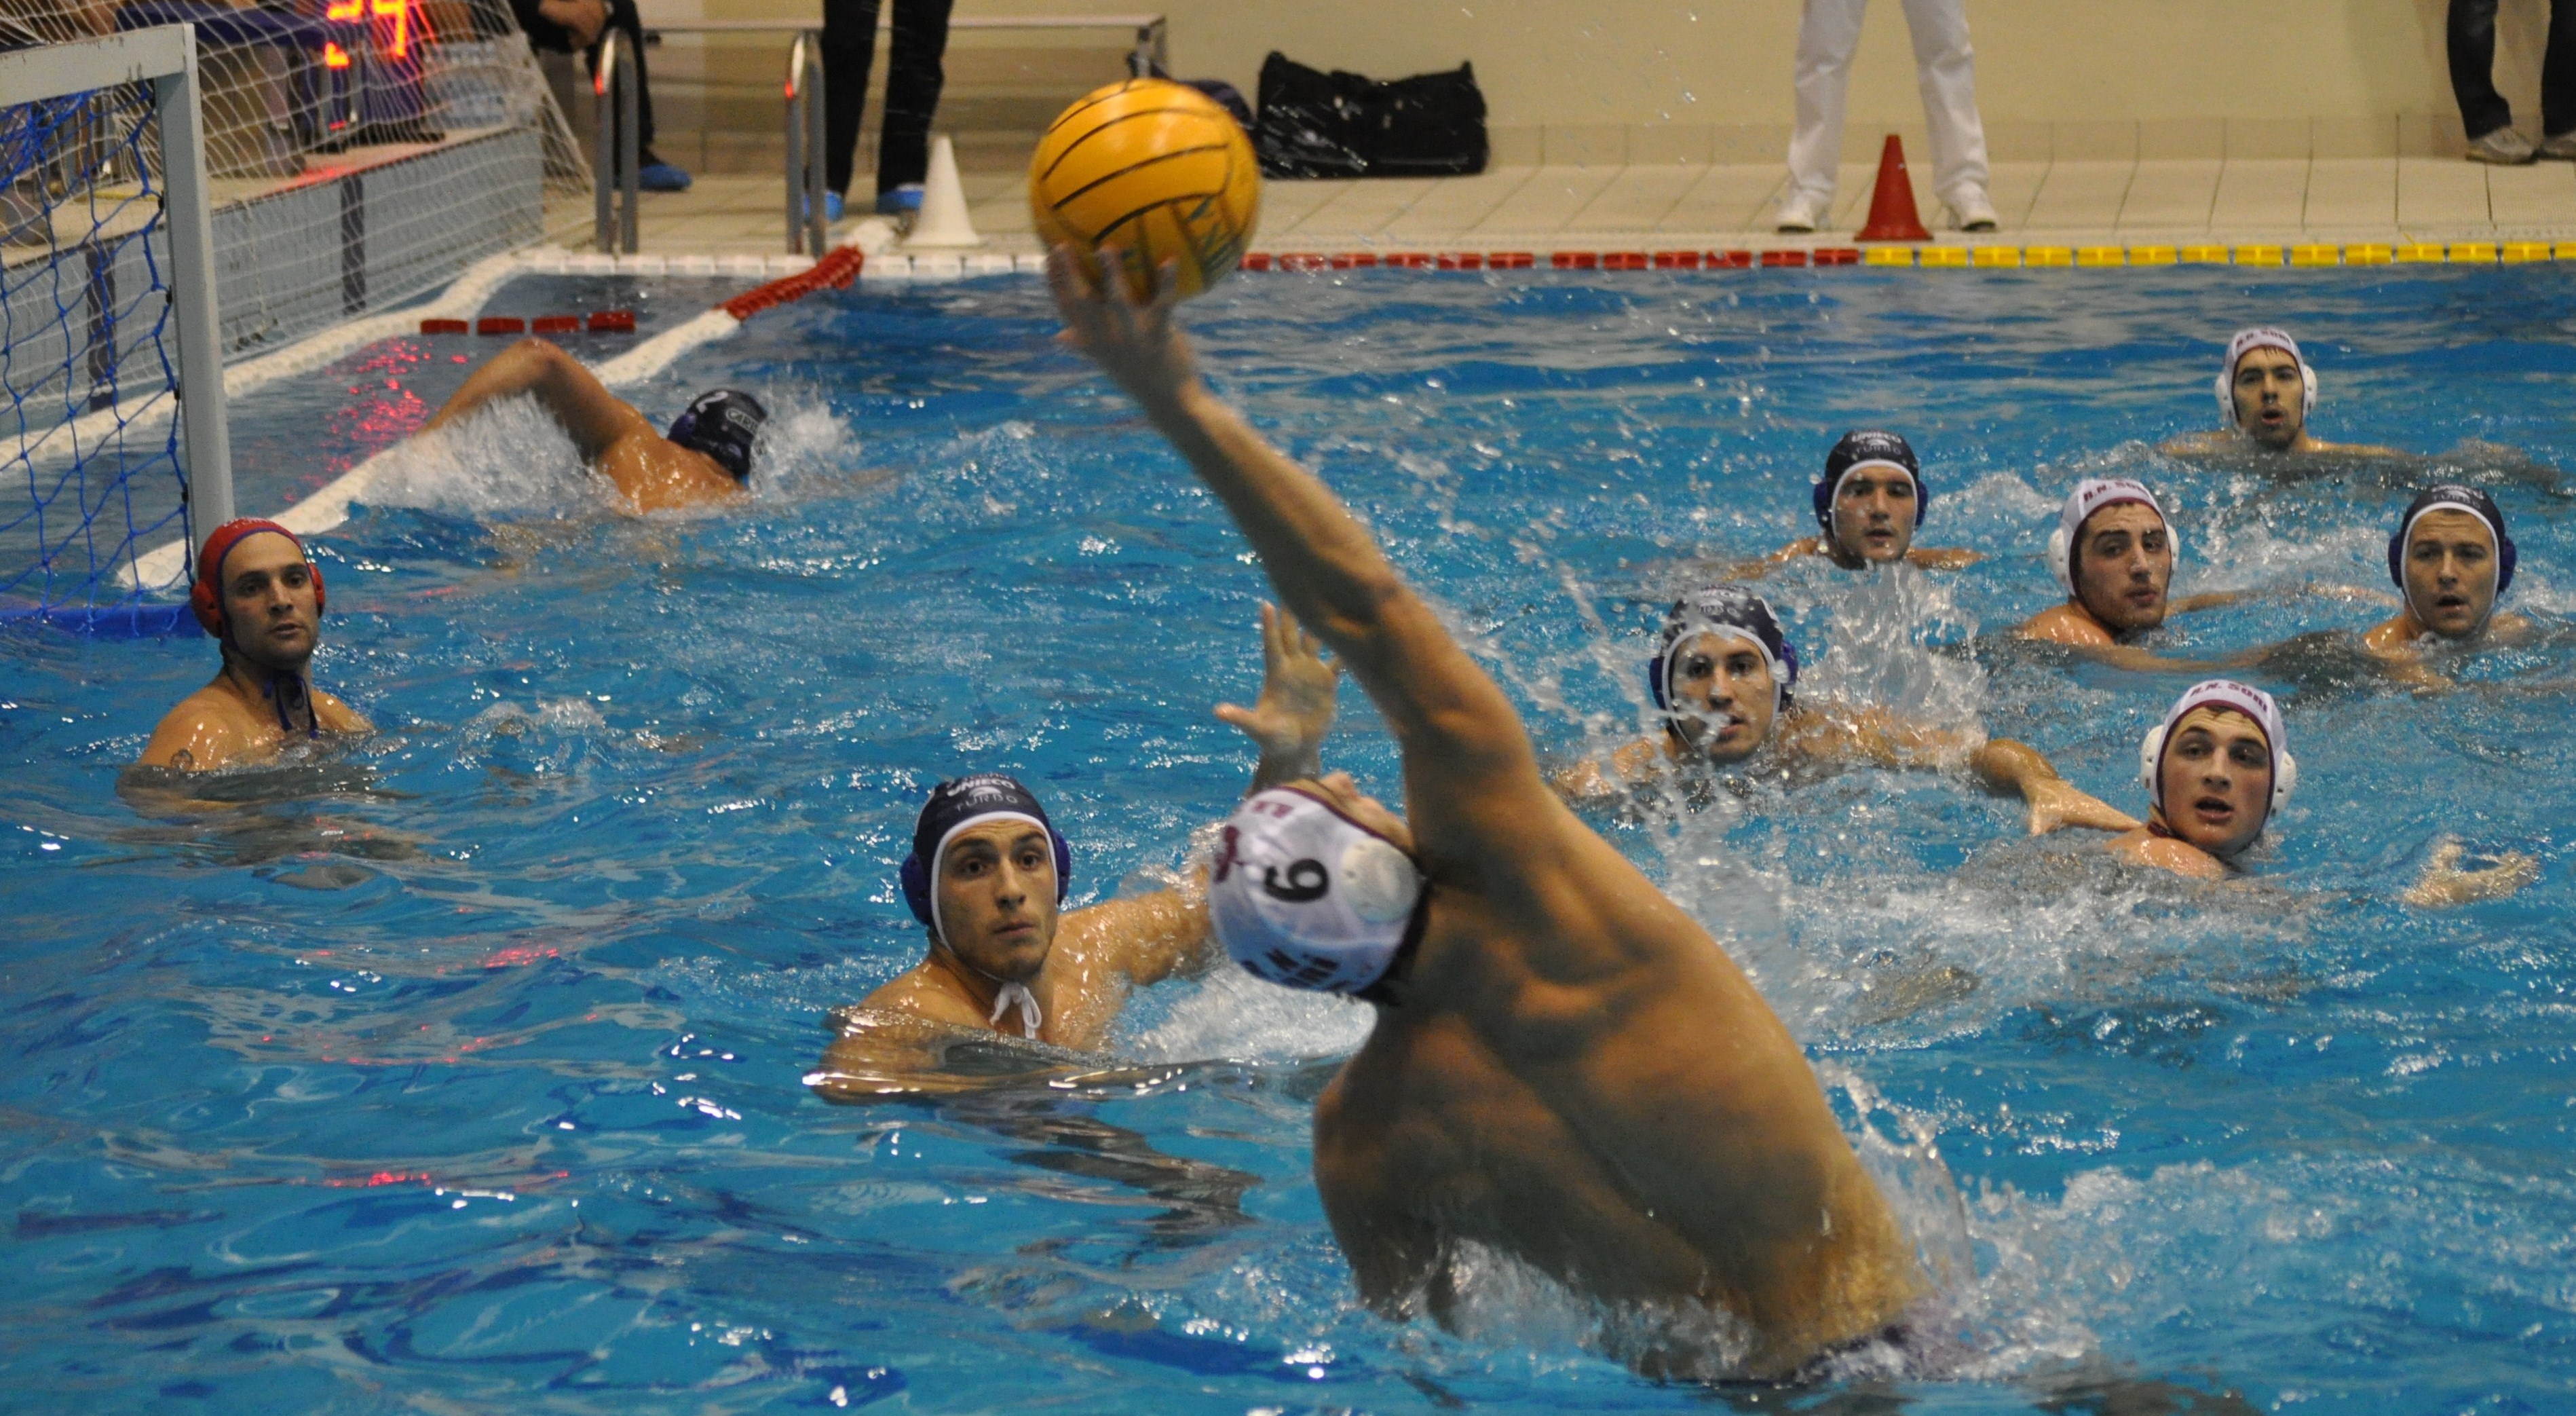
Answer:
[1029, 79, 1260, 301]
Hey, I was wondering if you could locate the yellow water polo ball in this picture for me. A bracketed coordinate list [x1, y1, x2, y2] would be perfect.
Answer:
[1029, 78, 1260, 301]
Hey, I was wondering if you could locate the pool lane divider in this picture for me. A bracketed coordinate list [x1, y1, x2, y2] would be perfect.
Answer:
[1230, 240, 2576, 272]
[121, 246, 867, 594]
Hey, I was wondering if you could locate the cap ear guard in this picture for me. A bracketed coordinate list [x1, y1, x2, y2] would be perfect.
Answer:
[900, 827, 1074, 933]
[2050, 505, 2179, 598]
[2387, 502, 2518, 599]
[189, 521, 325, 639]
[2140, 722, 2297, 817]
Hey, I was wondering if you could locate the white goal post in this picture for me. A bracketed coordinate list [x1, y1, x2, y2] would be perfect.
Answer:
[2, 24, 233, 614]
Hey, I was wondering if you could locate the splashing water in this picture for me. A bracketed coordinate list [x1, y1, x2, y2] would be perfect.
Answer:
[4, 265, 2575, 1412]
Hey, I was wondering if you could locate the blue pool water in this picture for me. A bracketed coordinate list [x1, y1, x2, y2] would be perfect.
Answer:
[5, 263, 2575, 1413]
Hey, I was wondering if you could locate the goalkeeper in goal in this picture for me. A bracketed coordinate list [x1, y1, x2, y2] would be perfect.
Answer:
[134, 521, 373, 773]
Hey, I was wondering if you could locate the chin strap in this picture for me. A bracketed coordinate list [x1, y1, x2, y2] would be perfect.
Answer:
[987, 981, 1042, 1039]
[264, 673, 317, 737]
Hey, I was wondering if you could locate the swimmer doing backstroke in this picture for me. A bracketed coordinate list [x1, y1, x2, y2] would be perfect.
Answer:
[1050, 242, 1923, 1380]
[808, 603, 1340, 1094]
[419, 338, 767, 513]
[1729, 431, 1982, 578]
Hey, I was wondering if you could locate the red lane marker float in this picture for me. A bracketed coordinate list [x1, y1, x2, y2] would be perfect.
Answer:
[1437, 253, 1484, 269]
[720, 246, 863, 320]
[1383, 253, 1433, 269]
[475, 316, 525, 335]
[1551, 251, 1599, 269]
[1242, 253, 1274, 271]
[531, 314, 580, 333]
[1653, 251, 1702, 269]
[1331, 253, 1378, 269]
[1277, 253, 1329, 272]
[1602, 252, 1650, 270]
[1759, 250, 1808, 267]
[1709, 250, 1754, 268]
[419, 318, 468, 334]
[586, 308, 637, 333]
[1490, 252, 1535, 268]
[1813, 248, 1861, 266]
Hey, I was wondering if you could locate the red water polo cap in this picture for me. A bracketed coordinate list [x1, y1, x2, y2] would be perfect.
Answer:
[190, 519, 324, 638]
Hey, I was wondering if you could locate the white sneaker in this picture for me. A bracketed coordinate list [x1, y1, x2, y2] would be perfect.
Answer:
[2467, 127, 2537, 164]
[1948, 193, 2000, 232]
[1775, 193, 1822, 234]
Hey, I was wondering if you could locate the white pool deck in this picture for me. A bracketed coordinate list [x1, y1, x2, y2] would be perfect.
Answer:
[556, 153, 2576, 261]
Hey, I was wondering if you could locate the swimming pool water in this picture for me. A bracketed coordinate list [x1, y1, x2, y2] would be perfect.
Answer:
[4, 264, 2575, 1413]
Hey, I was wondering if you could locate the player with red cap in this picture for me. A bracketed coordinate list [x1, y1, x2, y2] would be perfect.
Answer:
[134, 519, 371, 772]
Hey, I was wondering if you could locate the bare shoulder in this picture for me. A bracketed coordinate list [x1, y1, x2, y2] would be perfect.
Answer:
[599, 432, 746, 513]
[314, 688, 373, 734]
[2106, 829, 2229, 878]
[2161, 430, 2229, 456]
[860, 964, 988, 1031]
[137, 684, 252, 770]
[2359, 614, 2417, 656]
[1906, 546, 1984, 570]
[2017, 603, 2114, 647]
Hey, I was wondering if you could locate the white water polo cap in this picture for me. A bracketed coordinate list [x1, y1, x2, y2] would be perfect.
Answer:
[2047, 478, 2178, 595]
[2139, 678, 2298, 827]
[1212, 787, 1425, 997]
[2214, 327, 2317, 426]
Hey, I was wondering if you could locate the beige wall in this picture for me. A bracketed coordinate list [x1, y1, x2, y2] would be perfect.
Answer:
[951, 0, 2564, 159]
[644, 0, 2568, 165]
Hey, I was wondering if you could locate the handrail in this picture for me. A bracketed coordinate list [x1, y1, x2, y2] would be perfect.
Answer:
[783, 30, 827, 255]
[592, 28, 639, 253]
[648, 14, 1167, 76]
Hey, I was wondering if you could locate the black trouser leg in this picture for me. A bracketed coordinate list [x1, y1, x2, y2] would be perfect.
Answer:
[873, 0, 954, 193]
[2544, 0, 2576, 136]
[2450, 0, 2515, 139]
[820, 0, 884, 198]
[583, 0, 660, 160]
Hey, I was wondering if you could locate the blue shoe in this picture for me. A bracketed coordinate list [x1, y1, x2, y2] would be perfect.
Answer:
[802, 189, 843, 223]
[637, 161, 692, 193]
[874, 183, 922, 216]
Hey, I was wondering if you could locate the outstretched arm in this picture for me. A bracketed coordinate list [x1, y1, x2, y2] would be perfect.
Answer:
[1785, 704, 1982, 771]
[420, 338, 653, 460]
[1971, 739, 2140, 835]
[2402, 838, 2539, 908]
[1049, 248, 1544, 851]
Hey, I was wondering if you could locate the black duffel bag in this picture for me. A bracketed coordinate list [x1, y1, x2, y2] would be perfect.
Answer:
[1254, 52, 1488, 179]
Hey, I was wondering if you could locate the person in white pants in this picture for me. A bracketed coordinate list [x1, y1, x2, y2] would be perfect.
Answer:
[1778, 0, 1999, 234]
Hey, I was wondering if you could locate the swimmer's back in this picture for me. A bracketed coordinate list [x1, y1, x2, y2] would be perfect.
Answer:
[1317, 781, 1920, 1375]
[596, 428, 744, 513]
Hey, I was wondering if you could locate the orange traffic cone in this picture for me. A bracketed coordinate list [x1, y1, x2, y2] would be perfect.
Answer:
[1855, 134, 1932, 242]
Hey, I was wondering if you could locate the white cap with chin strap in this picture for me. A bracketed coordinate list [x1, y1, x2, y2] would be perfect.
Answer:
[2215, 327, 2318, 427]
[2047, 478, 2178, 596]
[2138, 678, 2298, 836]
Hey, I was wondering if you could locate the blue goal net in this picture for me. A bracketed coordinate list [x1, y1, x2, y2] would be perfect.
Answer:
[2, 77, 198, 634]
